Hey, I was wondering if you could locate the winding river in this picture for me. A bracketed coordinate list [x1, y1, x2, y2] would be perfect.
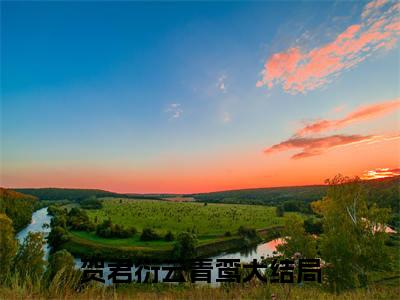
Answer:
[18, 207, 283, 284]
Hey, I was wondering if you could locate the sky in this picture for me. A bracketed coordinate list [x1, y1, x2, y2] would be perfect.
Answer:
[1, 0, 399, 193]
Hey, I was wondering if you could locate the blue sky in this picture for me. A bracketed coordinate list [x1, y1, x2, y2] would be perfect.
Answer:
[1, 1, 399, 193]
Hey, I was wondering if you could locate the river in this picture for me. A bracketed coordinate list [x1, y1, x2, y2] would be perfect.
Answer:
[17, 207, 283, 284]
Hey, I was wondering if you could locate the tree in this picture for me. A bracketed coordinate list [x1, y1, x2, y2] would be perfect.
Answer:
[276, 205, 284, 217]
[48, 226, 70, 250]
[238, 226, 257, 239]
[173, 232, 198, 260]
[0, 213, 17, 284]
[304, 217, 323, 234]
[14, 232, 46, 282]
[313, 175, 391, 292]
[277, 214, 317, 259]
[140, 228, 160, 241]
[46, 249, 76, 283]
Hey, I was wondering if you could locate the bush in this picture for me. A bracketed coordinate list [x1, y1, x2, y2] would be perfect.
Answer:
[304, 218, 323, 234]
[238, 226, 257, 238]
[173, 232, 198, 260]
[276, 205, 284, 217]
[67, 208, 95, 231]
[96, 219, 136, 238]
[80, 197, 102, 209]
[224, 231, 232, 237]
[48, 226, 70, 249]
[140, 228, 160, 241]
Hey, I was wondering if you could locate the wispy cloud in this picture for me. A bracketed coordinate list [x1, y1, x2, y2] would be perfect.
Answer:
[361, 167, 400, 180]
[165, 103, 183, 119]
[264, 134, 377, 159]
[297, 98, 400, 136]
[217, 74, 227, 93]
[256, 0, 400, 93]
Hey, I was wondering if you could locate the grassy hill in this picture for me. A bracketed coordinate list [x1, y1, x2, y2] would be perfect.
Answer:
[0, 188, 38, 230]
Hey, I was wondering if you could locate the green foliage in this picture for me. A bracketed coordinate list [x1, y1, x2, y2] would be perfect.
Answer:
[173, 232, 198, 260]
[277, 215, 317, 259]
[0, 188, 38, 230]
[276, 205, 284, 217]
[192, 185, 327, 207]
[48, 226, 70, 250]
[304, 217, 323, 234]
[96, 219, 136, 238]
[46, 249, 76, 281]
[164, 230, 175, 241]
[80, 197, 103, 209]
[86, 199, 285, 236]
[316, 175, 392, 292]
[14, 232, 46, 283]
[14, 188, 126, 202]
[51, 214, 67, 229]
[67, 208, 95, 231]
[238, 226, 257, 239]
[48, 205, 67, 216]
[140, 228, 161, 241]
[15, 188, 164, 202]
[0, 213, 17, 283]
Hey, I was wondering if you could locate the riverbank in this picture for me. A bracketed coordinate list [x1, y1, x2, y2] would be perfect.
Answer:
[62, 226, 283, 262]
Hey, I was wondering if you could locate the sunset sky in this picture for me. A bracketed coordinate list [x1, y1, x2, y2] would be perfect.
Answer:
[1, 0, 399, 193]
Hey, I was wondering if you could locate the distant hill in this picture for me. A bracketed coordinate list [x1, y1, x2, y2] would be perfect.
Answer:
[13, 188, 126, 202]
[0, 188, 38, 230]
[191, 184, 327, 206]
[14, 176, 400, 205]
[14, 188, 163, 202]
[190, 176, 400, 218]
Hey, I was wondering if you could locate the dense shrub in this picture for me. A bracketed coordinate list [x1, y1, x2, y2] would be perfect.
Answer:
[173, 232, 198, 260]
[304, 217, 323, 234]
[96, 219, 136, 238]
[51, 215, 67, 229]
[48, 226, 70, 250]
[238, 226, 257, 238]
[80, 197, 102, 209]
[140, 228, 161, 241]
[0, 188, 38, 231]
[276, 205, 284, 217]
[67, 208, 95, 231]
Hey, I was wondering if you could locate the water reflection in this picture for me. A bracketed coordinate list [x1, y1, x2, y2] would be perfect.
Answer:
[16, 207, 52, 259]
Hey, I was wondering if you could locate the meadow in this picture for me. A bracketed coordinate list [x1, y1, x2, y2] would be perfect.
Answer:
[85, 198, 289, 237]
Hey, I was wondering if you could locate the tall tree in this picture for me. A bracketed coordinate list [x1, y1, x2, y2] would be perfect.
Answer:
[0, 214, 17, 284]
[173, 232, 198, 261]
[14, 232, 46, 282]
[312, 175, 391, 292]
[276, 214, 317, 259]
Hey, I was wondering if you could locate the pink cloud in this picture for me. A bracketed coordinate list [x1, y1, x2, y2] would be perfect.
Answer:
[361, 167, 400, 180]
[297, 98, 400, 136]
[264, 134, 377, 160]
[257, 0, 400, 93]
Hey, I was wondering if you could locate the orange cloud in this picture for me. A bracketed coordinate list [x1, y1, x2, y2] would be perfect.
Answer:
[360, 167, 400, 179]
[297, 98, 400, 136]
[264, 134, 377, 159]
[257, 0, 400, 93]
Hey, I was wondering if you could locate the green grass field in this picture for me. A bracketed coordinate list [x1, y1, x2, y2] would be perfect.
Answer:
[85, 198, 290, 237]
